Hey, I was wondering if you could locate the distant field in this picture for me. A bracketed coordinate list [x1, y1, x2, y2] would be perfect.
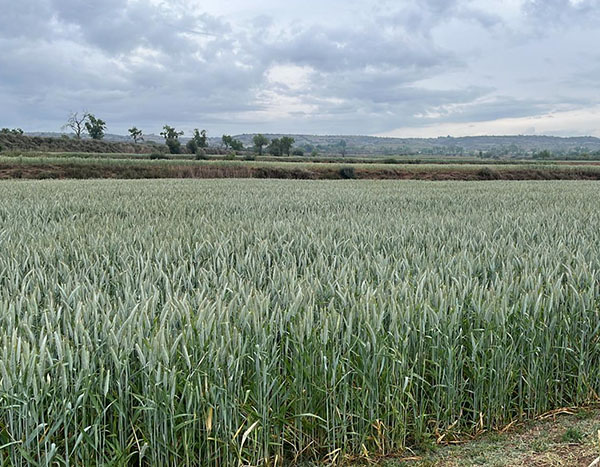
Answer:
[0, 179, 599, 465]
[2, 153, 600, 180]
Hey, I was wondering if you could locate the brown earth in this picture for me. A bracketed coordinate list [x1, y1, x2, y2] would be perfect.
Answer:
[2, 162, 600, 181]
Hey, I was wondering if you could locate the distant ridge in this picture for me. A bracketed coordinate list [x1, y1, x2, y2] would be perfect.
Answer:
[21, 132, 600, 156]
[227, 134, 600, 156]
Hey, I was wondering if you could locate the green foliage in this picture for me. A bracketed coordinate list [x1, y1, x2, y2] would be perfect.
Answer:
[0, 133, 156, 154]
[195, 147, 207, 160]
[222, 135, 243, 151]
[268, 137, 282, 156]
[160, 125, 183, 141]
[477, 167, 500, 179]
[280, 136, 295, 156]
[535, 149, 553, 159]
[84, 114, 106, 140]
[192, 129, 208, 148]
[339, 166, 356, 178]
[149, 151, 169, 160]
[1, 128, 23, 135]
[253, 134, 269, 155]
[338, 139, 347, 156]
[165, 138, 181, 154]
[0, 180, 599, 464]
[292, 148, 304, 156]
[575, 409, 594, 420]
[268, 137, 295, 156]
[128, 127, 143, 143]
[186, 138, 198, 154]
[561, 428, 584, 443]
[161, 125, 184, 154]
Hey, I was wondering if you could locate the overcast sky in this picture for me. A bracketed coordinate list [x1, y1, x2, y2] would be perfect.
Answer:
[1, 0, 599, 137]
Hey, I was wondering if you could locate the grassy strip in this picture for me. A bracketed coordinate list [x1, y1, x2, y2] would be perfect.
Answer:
[2, 156, 600, 180]
[4, 150, 600, 166]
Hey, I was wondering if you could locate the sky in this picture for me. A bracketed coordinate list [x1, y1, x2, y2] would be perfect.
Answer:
[1, 0, 599, 137]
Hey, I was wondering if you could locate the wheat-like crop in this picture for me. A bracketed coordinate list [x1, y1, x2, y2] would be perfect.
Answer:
[0, 179, 598, 465]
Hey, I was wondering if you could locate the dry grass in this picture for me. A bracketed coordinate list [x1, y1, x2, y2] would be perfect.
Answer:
[378, 408, 600, 467]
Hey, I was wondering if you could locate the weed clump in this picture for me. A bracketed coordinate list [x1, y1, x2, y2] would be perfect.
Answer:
[339, 166, 356, 179]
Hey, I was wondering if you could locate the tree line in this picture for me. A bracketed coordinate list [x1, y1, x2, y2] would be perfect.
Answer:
[61, 112, 305, 156]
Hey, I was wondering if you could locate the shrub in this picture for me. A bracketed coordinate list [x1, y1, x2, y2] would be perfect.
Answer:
[186, 139, 198, 154]
[477, 167, 500, 179]
[195, 148, 208, 160]
[150, 152, 169, 160]
[561, 428, 583, 443]
[339, 166, 356, 179]
[292, 149, 304, 156]
[166, 139, 181, 154]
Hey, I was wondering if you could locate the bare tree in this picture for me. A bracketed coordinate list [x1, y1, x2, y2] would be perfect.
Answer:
[63, 112, 89, 139]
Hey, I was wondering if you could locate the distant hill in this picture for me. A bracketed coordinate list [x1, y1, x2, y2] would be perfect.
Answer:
[25, 132, 167, 144]
[1, 133, 161, 154]
[13, 132, 600, 157]
[230, 134, 600, 156]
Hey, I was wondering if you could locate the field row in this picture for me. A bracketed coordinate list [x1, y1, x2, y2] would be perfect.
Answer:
[2, 155, 600, 180]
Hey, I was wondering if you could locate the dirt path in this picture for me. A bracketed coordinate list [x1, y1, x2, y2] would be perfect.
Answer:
[380, 409, 600, 467]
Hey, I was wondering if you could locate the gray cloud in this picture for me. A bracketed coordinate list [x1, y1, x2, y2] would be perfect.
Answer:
[0, 0, 599, 136]
[524, 0, 600, 27]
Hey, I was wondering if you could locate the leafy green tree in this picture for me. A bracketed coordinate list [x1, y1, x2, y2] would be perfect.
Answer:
[223, 135, 243, 151]
[160, 125, 184, 140]
[536, 149, 552, 159]
[230, 138, 243, 151]
[160, 125, 184, 154]
[192, 129, 208, 148]
[222, 134, 233, 149]
[85, 115, 107, 140]
[253, 134, 269, 155]
[338, 139, 347, 156]
[128, 127, 144, 143]
[268, 138, 282, 156]
[280, 136, 295, 156]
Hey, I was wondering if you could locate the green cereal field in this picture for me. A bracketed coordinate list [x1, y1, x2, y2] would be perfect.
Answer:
[0, 179, 599, 465]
